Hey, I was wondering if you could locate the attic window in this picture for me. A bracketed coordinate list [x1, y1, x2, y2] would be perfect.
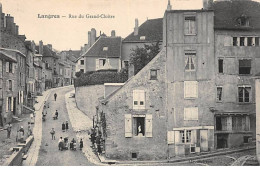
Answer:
[103, 47, 108, 51]
[140, 36, 146, 40]
[237, 15, 250, 27]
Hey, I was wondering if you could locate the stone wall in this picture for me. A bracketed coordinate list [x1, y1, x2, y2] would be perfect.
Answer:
[75, 85, 104, 119]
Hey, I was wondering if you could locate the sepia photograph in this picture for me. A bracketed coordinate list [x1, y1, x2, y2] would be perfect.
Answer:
[0, 0, 259, 166]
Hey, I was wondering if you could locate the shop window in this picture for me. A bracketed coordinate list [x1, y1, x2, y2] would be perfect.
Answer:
[150, 69, 158, 80]
[238, 86, 251, 103]
[217, 87, 223, 102]
[218, 59, 223, 73]
[180, 130, 192, 143]
[184, 16, 196, 35]
[239, 59, 251, 75]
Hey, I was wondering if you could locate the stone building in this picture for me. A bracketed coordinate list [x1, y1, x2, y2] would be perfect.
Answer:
[122, 18, 163, 77]
[211, 0, 260, 149]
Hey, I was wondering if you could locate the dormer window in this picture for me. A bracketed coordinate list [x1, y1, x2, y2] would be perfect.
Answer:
[140, 36, 146, 40]
[237, 15, 250, 27]
[103, 47, 108, 51]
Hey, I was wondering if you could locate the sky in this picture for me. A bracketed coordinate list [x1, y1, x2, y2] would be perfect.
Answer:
[0, 0, 259, 51]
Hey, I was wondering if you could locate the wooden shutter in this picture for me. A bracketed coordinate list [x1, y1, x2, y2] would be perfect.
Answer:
[6, 97, 9, 112]
[12, 63, 15, 73]
[145, 114, 152, 137]
[6, 62, 9, 72]
[125, 114, 132, 137]
[21, 91, 23, 104]
[95, 59, 99, 70]
[11, 97, 13, 111]
[6, 80, 9, 90]
[184, 20, 189, 35]
[133, 90, 139, 109]
[190, 20, 196, 34]
[167, 131, 175, 144]
[192, 107, 198, 120]
[174, 131, 180, 143]
[191, 130, 197, 144]
[224, 36, 232, 46]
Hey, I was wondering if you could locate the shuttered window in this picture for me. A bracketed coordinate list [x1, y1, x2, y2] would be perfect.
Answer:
[184, 107, 198, 120]
[239, 59, 251, 75]
[133, 90, 145, 109]
[167, 131, 175, 144]
[184, 81, 198, 98]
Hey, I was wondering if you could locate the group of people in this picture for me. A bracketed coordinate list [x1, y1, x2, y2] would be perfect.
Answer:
[58, 137, 83, 151]
[62, 121, 69, 132]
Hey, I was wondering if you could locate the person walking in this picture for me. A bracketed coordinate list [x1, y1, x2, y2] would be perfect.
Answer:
[54, 93, 57, 101]
[6, 122, 12, 139]
[55, 110, 58, 119]
[65, 121, 69, 131]
[80, 138, 83, 150]
[27, 122, 32, 136]
[50, 128, 56, 140]
[58, 137, 64, 151]
[62, 122, 65, 132]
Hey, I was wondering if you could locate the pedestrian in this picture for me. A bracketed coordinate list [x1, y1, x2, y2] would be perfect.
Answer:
[65, 121, 69, 131]
[54, 93, 57, 101]
[6, 122, 12, 139]
[58, 137, 64, 151]
[50, 128, 56, 140]
[19, 126, 24, 136]
[55, 110, 58, 119]
[27, 122, 32, 136]
[96, 135, 102, 155]
[62, 122, 65, 132]
[19, 126, 25, 142]
[80, 138, 83, 150]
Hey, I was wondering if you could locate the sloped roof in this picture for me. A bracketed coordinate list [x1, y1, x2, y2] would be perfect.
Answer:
[83, 37, 122, 58]
[123, 18, 163, 42]
[212, 0, 260, 30]
[35, 45, 59, 58]
[62, 50, 81, 61]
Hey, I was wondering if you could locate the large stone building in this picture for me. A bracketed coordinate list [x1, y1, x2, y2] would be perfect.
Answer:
[95, 0, 260, 160]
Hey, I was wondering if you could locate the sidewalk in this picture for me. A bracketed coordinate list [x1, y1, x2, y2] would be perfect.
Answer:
[23, 87, 57, 166]
[65, 90, 105, 166]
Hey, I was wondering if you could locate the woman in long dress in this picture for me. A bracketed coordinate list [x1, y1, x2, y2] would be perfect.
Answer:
[62, 122, 65, 132]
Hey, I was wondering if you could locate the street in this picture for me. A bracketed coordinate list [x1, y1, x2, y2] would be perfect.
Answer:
[35, 86, 93, 166]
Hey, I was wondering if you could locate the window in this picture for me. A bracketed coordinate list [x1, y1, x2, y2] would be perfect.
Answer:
[217, 87, 223, 102]
[133, 116, 145, 136]
[125, 114, 152, 138]
[218, 59, 223, 73]
[80, 60, 84, 65]
[239, 59, 251, 75]
[255, 37, 259, 46]
[184, 107, 198, 120]
[80, 69, 84, 72]
[99, 59, 106, 67]
[247, 37, 253, 46]
[233, 37, 238, 46]
[133, 90, 145, 109]
[184, 81, 198, 98]
[8, 97, 12, 111]
[180, 130, 192, 143]
[216, 116, 228, 131]
[184, 16, 196, 35]
[8, 80, 12, 91]
[232, 116, 243, 131]
[240, 37, 245, 46]
[123, 61, 129, 69]
[185, 52, 195, 71]
[238, 86, 251, 103]
[150, 70, 157, 80]
[103, 47, 108, 51]
[140, 36, 146, 40]
[237, 16, 249, 27]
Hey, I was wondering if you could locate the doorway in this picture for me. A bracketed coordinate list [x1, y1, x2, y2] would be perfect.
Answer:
[217, 134, 228, 149]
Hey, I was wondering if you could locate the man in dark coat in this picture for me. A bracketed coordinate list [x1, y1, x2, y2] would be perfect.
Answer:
[62, 122, 65, 132]
[54, 93, 57, 101]
[65, 121, 69, 131]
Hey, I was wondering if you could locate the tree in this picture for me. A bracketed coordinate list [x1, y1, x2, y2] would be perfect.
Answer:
[129, 41, 160, 75]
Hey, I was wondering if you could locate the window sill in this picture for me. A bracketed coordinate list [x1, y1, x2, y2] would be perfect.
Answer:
[150, 78, 158, 80]
[184, 97, 197, 100]
[185, 70, 196, 72]
[184, 34, 197, 36]
[238, 74, 252, 76]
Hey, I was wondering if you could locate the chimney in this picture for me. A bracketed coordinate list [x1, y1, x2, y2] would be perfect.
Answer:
[0, 3, 2, 35]
[6, 15, 14, 33]
[167, 0, 172, 11]
[134, 18, 139, 36]
[47, 44, 52, 50]
[39, 40, 43, 55]
[15, 25, 19, 35]
[111, 30, 116, 37]
[1, 13, 5, 29]
[128, 63, 135, 79]
[12, 23, 16, 35]
[91, 28, 96, 46]
[88, 31, 91, 46]
[203, 0, 213, 10]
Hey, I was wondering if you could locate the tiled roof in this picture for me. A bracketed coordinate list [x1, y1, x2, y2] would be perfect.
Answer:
[212, 0, 260, 30]
[62, 50, 81, 61]
[83, 37, 122, 58]
[35, 45, 59, 58]
[123, 18, 163, 42]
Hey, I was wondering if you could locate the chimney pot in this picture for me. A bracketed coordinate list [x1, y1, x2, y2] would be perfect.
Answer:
[203, 0, 213, 10]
